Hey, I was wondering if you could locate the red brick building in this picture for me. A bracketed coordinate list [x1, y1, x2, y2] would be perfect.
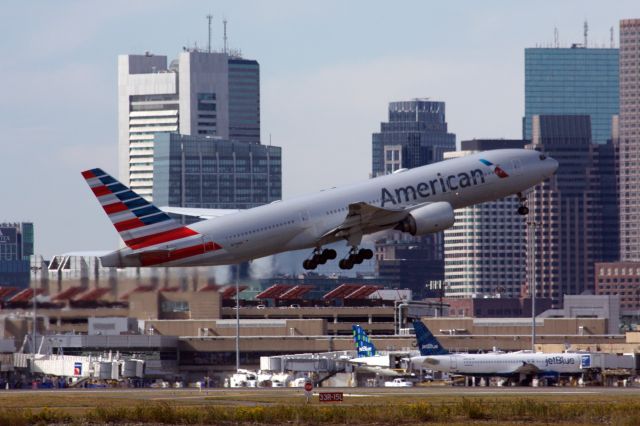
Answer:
[595, 262, 640, 311]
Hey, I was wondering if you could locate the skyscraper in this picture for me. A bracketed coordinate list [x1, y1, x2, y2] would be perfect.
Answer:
[118, 50, 260, 200]
[0, 222, 34, 288]
[372, 100, 455, 176]
[619, 19, 640, 260]
[372, 100, 455, 296]
[152, 134, 281, 210]
[523, 46, 619, 145]
[444, 140, 527, 299]
[526, 115, 616, 306]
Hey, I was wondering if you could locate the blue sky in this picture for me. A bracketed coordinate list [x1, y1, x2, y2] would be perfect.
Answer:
[0, 0, 637, 257]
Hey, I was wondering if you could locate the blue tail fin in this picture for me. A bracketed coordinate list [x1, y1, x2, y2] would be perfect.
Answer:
[352, 324, 376, 357]
[413, 320, 449, 356]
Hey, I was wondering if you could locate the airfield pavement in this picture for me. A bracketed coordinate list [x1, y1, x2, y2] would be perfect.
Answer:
[3, 384, 640, 402]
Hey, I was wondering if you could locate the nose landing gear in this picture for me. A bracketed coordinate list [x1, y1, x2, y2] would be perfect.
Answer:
[517, 192, 529, 216]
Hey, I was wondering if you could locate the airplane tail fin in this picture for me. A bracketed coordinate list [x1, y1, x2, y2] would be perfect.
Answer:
[413, 319, 449, 356]
[81, 168, 212, 261]
[352, 324, 376, 357]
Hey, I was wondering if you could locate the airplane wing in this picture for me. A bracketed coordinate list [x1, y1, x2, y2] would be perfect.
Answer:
[160, 206, 241, 220]
[317, 201, 412, 245]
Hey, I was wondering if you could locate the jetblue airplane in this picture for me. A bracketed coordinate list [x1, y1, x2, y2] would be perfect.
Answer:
[410, 320, 588, 378]
[82, 149, 557, 270]
[349, 324, 395, 368]
[352, 324, 377, 357]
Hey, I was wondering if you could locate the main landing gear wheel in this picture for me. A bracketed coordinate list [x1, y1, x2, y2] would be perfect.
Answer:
[338, 258, 353, 270]
[303, 248, 338, 270]
[338, 247, 374, 270]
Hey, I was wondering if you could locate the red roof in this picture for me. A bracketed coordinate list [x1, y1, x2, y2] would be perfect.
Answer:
[280, 285, 314, 300]
[53, 286, 86, 301]
[75, 288, 110, 302]
[119, 285, 155, 300]
[256, 284, 291, 300]
[199, 284, 221, 292]
[8, 288, 46, 303]
[0, 287, 19, 300]
[323, 284, 362, 300]
[345, 285, 382, 299]
[220, 285, 248, 299]
[323, 284, 382, 300]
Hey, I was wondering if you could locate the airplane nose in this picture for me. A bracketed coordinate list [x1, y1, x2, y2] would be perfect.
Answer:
[547, 156, 559, 176]
[538, 153, 558, 177]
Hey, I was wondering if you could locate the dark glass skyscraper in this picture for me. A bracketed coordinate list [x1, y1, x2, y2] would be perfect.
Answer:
[372, 100, 455, 176]
[152, 134, 281, 210]
[371, 100, 455, 296]
[526, 115, 617, 306]
[0, 222, 34, 288]
[523, 47, 619, 145]
[228, 59, 260, 144]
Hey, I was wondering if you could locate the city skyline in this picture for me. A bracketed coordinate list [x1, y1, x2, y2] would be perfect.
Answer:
[1, 0, 638, 257]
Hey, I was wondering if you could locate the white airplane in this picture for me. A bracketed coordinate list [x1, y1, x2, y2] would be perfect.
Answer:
[81, 149, 557, 270]
[410, 320, 588, 379]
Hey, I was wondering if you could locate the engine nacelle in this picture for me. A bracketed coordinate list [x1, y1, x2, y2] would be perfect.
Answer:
[395, 202, 455, 236]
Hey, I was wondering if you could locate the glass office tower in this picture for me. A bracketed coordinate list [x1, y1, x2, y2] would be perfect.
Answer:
[372, 100, 455, 176]
[153, 134, 281, 210]
[523, 47, 619, 145]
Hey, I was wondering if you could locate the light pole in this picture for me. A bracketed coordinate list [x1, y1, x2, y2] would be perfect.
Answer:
[30, 266, 40, 357]
[527, 220, 539, 352]
[235, 263, 240, 372]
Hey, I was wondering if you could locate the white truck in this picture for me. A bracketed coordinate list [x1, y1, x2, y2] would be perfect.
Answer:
[384, 378, 413, 387]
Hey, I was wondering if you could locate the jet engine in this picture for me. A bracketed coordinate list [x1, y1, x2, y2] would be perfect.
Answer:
[395, 202, 455, 236]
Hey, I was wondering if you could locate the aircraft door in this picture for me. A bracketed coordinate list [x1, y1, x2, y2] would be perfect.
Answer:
[450, 355, 457, 371]
[299, 209, 310, 224]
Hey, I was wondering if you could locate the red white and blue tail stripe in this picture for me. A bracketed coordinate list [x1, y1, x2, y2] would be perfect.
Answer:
[81, 168, 221, 266]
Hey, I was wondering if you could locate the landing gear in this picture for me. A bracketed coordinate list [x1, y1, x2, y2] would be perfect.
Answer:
[338, 247, 374, 270]
[302, 248, 337, 270]
[517, 192, 529, 216]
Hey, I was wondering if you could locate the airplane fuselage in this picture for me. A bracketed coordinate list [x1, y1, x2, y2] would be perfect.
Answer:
[414, 351, 588, 377]
[100, 149, 557, 267]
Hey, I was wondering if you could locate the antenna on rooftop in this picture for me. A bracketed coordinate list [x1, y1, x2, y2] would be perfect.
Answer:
[554, 27, 559, 47]
[610, 26, 615, 48]
[583, 20, 589, 47]
[223, 18, 228, 54]
[207, 14, 213, 53]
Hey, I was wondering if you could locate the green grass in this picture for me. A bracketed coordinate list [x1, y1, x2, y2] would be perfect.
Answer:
[0, 397, 639, 425]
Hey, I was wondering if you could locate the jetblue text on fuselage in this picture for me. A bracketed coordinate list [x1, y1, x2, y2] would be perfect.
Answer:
[381, 168, 485, 207]
[544, 356, 575, 367]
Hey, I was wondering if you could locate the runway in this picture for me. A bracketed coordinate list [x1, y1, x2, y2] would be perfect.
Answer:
[3, 385, 640, 399]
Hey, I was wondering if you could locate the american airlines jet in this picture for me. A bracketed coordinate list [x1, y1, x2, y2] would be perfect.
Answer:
[82, 149, 557, 270]
[410, 320, 588, 379]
